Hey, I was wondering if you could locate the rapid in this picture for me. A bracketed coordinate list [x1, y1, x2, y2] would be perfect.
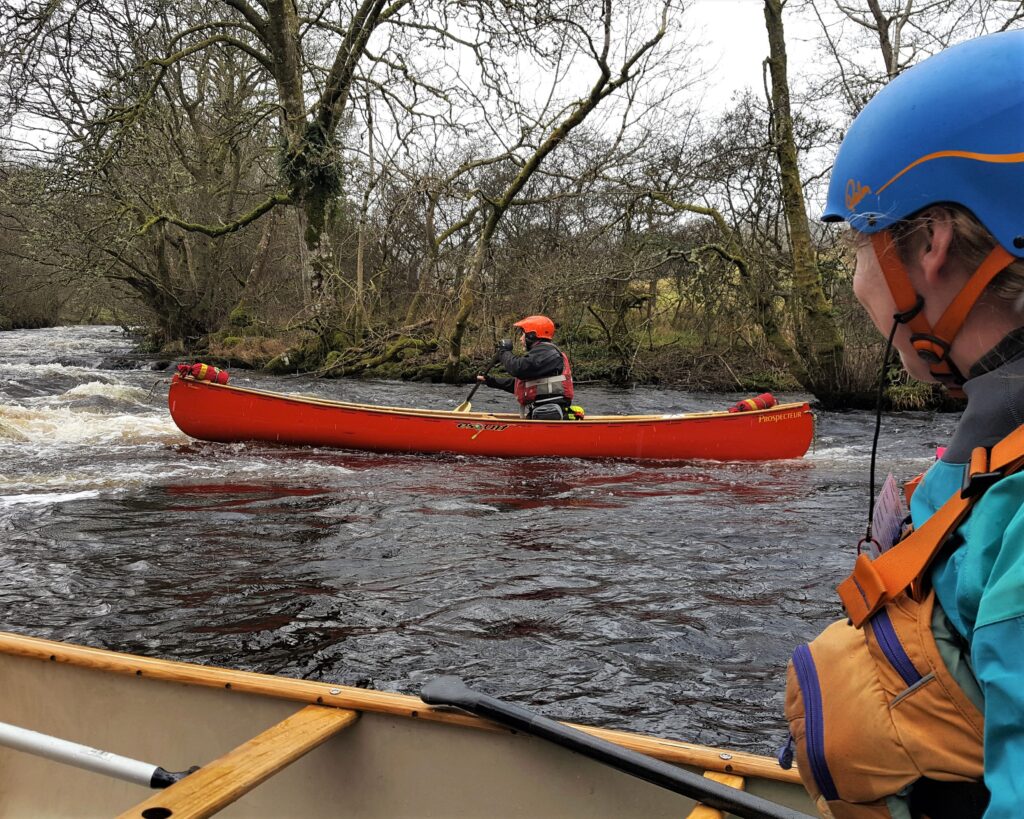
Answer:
[0, 326, 957, 754]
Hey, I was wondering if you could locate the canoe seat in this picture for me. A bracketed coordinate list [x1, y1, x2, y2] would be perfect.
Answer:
[685, 770, 746, 819]
[119, 704, 358, 819]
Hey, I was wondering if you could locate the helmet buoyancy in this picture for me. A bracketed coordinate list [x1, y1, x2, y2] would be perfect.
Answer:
[822, 29, 1024, 258]
[514, 315, 556, 339]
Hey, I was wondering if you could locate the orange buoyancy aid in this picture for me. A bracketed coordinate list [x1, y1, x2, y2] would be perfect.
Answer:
[782, 424, 1024, 818]
[513, 345, 574, 406]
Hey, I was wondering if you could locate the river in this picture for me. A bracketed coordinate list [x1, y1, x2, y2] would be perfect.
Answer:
[0, 326, 957, 755]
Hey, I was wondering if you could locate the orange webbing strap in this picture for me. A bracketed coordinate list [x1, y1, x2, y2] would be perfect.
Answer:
[931, 245, 1015, 345]
[871, 232, 957, 385]
[903, 472, 925, 506]
[871, 232, 929, 335]
[870, 233, 1015, 386]
[839, 423, 1024, 627]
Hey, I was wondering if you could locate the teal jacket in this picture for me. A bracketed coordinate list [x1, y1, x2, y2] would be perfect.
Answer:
[910, 351, 1024, 817]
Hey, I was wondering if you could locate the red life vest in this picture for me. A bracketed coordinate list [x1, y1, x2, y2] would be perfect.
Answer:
[513, 345, 573, 406]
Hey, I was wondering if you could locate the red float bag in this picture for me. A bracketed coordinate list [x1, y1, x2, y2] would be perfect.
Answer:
[176, 362, 229, 385]
[727, 392, 776, 413]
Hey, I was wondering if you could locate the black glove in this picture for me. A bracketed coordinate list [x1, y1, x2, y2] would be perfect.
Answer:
[496, 338, 513, 352]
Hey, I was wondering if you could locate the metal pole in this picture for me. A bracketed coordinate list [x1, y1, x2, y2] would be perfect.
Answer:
[0, 720, 180, 788]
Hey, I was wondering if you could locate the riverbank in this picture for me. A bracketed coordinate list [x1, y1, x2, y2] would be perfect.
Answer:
[174, 326, 953, 412]
[4, 320, 951, 411]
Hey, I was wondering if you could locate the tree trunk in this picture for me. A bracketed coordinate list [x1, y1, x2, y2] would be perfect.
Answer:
[649, 193, 811, 387]
[764, 0, 845, 399]
[444, 218, 494, 382]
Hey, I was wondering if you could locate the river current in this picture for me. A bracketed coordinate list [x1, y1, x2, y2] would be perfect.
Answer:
[0, 326, 957, 754]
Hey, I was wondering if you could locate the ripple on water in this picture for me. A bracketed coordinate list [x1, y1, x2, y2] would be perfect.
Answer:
[0, 326, 960, 753]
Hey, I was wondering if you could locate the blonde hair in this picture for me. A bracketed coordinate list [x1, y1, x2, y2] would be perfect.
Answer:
[890, 205, 1024, 304]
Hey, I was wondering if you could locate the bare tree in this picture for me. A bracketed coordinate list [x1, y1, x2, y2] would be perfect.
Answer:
[1, 0, 639, 328]
[803, 0, 1024, 116]
[441, 0, 675, 381]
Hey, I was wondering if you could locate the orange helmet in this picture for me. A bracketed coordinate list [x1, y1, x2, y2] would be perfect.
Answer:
[513, 315, 555, 340]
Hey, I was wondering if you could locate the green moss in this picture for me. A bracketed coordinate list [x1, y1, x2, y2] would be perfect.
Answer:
[737, 371, 795, 392]
[323, 350, 345, 371]
[228, 306, 256, 329]
[412, 363, 447, 382]
[265, 352, 296, 374]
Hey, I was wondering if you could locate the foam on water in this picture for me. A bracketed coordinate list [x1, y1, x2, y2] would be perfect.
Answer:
[0, 490, 103, 508]
[61, 381, 152, 404]
[0, 403, 182, 446]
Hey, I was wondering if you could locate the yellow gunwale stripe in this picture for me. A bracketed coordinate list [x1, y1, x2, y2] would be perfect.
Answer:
[173, 379, 809, 426]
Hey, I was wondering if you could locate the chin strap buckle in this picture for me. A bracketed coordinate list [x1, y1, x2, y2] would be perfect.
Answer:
[961, 446, 1002, 499]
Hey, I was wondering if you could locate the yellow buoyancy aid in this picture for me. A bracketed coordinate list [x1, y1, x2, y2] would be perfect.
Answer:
[783, 424, 1024, 818]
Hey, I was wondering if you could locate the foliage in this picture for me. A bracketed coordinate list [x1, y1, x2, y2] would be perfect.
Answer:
[2, 1, 1019, 406]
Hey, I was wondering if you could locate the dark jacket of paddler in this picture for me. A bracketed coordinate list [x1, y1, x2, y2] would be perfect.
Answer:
[485, 341, 569, 402]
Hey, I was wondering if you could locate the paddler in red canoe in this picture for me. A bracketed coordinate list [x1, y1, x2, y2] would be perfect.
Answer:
[476, 315, 576, 420]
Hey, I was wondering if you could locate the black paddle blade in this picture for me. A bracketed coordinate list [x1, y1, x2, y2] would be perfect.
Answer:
[419, 676, 813, 819]
[420, 676, 479, 709]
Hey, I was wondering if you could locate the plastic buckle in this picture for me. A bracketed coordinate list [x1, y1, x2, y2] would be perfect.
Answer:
[838, 553, 887, 627]
[961, 469, 1002, 499]
[961, 446, 1002, 499]
[910, 332, 951, 365]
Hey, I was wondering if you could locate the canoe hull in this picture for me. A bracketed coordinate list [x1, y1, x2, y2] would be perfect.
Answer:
[168, 377, 814, 461]
[0, 632, 814, 818]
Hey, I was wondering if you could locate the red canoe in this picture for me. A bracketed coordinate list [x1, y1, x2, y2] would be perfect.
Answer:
[168, 376, 814, 461]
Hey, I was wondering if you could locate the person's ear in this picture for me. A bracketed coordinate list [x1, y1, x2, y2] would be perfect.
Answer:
[919, 208, 954, 287]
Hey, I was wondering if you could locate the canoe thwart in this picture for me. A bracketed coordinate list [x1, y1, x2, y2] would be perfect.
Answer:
[686, 771, 747, 819]
[119, 704, 358, 819]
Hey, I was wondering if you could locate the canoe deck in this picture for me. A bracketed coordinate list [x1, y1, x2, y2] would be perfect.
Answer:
[0, 631, 814, 818]
[168, 377, 815, 461]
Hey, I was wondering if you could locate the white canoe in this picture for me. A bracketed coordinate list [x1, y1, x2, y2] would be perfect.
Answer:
[0, 631, 813, 818]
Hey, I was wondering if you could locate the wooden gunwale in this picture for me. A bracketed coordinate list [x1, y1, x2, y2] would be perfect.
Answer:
[186, 379, 808, 425]
[0, 631, 800, 786]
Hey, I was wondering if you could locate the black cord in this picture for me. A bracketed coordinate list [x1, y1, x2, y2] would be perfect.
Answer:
[864, 317, 900, 545]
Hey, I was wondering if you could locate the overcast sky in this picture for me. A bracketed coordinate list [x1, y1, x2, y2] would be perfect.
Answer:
[686, 0, 822, 105]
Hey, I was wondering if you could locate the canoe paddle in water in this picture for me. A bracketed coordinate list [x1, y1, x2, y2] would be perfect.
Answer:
[420, 677, 813, 819]
[454, 352, 501, 413]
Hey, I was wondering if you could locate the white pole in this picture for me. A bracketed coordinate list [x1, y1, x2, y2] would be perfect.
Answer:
[0, 720, 159, 787]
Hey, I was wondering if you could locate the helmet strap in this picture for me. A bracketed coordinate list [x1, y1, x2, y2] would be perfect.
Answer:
[870, 231, 1014, 391]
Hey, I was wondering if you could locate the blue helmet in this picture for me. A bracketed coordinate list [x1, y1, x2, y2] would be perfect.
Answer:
[822, 29, 1024, 258]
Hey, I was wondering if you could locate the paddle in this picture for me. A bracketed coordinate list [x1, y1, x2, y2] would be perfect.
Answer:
[454, 352, 502, 413]
[420, 677, 812, 819]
